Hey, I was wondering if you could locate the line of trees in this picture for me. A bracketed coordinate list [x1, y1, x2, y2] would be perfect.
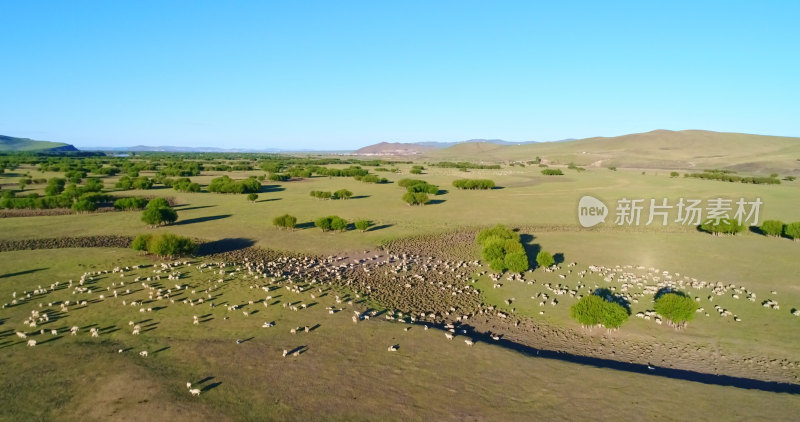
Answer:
[315, 215, 348, 232]
[760, 219, 800, 240]
[698, 218, 745, 236]
[452, 179, 495, 190]
[541, 169, 564, 176]
[207, 175, 260, 193]
[309, 189, 353, 200]
[685, 170, 781, 185]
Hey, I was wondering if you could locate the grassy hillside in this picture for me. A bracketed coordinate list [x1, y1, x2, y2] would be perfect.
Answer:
[425, 130, 800, 174]
[0, 135, 77, 152]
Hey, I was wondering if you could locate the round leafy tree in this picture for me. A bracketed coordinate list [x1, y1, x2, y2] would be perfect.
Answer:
[760, 220, 784, 237]
[536, 251, 555, 268]
[354, 219, 371, 232]
[654, 292, 698, 328]
[784, 222, 800, 241]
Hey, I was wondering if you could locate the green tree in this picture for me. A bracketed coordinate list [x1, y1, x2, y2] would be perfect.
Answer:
[141, 206, 178, 227]
[402, 192, 430, 205]
[670, 171, 679, 178]
[131, 234, 152, 252]
[536, 251, 555, 268]
[330, 216, 348, 231]
[784, 222, 800, 241]
[272, 214, 297, 230]
[144, 233, 195, 258]
[71, 199, 97, 213]
[504, 252, 529, 273]
[760, 220, 784, 237]
[45, 178, 66, 196]
[570, 295, 629, 328]
[654, 292, 698, 328]
[354, 219, 371, 231]
[247, 193, 259, 203]
[699, 218, 745, 236]
[315, 216, 333, 231]
[334, 189, 353, 200]
[146, 197, 171, 209]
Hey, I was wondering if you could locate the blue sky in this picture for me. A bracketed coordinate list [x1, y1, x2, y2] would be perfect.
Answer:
[1, 1, 798, 149]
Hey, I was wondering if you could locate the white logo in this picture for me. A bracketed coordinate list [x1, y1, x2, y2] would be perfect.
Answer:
[578, 195, 608, 227]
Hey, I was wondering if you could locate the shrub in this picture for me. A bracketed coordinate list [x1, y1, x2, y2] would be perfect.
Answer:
[354, 219, 371, 231]
[131, 234, 152, 252]
[208, 175, 261, 193]
[670, 171, 679, 178]
[476, 224, 519, 244]
[784, 222, 800, 241]
[504, 252, 529, 273]
[536, 251, 555, 268]
[146, 198, 171, 209]
[141, 205, 178, 227]
[476, 225, 529, 273]
[272, 214, 297, 230]
[541, 169, 564, 175]
[760, 220, 784, 237]
[654, 292, 698, 328]
[334, 189, 353, 199]
[315, 216, 332, 231]
[172, 178, 201, 192]
[71, 199, 97, 213]
[570, 295, 629, 328]
[45, 178, 66, 196]
[410, 168, 423, 174]
[310, 190, 333, 200]
[402, 192, 430, 205]
[268, 173, 290, 182]
[247, 193, 259, 202]
[330, 216, 348, 231]
[143, 233, 195, 258]
[608, 166, 617, 171]
[114, 197, 149, 210]
[452, 179, 496, 190]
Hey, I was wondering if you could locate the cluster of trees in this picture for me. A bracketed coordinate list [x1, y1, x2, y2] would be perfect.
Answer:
[169, 177, 201, 192]
[541, 169, 564, 176]
[272, 214, 297, 230]
[159, 161, 202, 177]
[115, 176, 154, 190]
[132, 233, 195, 258]
[760, 219, 800, 240]
[570, 294, 629, 329]
[432, 161, 501, 170]
[207, 175, 260, 193]
[141, 198, 178, 227]
[1, 177, 107, 211]
[653, 291, 698, 328]
[113, 197, 149, 210]
[699, 218, 745, 236]
[476, 225, 529, 273]
[315, 215, 348, 232]
[452, 179, 496, 190]
[268, 173, 290, 181]
[685, 170, 781, 185]
[399, 178, 439, 206]
[353, 174, 388, 183]
[409, 165, 424, 174]
[309, 189, 353, 200]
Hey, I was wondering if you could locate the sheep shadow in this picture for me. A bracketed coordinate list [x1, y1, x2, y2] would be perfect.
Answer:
[287, 345, 307, 355]
[152, 346, 170, 354]
[202, 382, 222, 393]
[309, 324, 321, 332]
[196, 376, 215, 385]
[37, 335, 63, 345]
[238, 337, 255, 344]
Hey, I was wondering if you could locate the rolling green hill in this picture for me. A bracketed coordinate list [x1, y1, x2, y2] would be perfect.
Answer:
[425, 130, 800, 174]
[0, 135, 78, 152]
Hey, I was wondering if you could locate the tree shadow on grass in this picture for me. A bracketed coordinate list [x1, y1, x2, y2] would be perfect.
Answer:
[519, 234, 540, 270]
[256, 198, 281, 202]
[0, 268, 48, 279]
[196, 238, 256, 256]
[175, 214, 231, 226]
[368, 224, 393, 232]
[260, 184, 285, 193]
[174, 205, 217, 212]
[426, 199, 446, 205]
[350, 195, 370, 199]
[553, 253, 565, 265]
[295, 222, 315, 229]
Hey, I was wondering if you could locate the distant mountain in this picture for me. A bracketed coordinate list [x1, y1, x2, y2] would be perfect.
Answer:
[354, 138, 562, 155]
[0, 135, 79, 152]
[424, 130, 800, 174]
[79, 145, 322, 153]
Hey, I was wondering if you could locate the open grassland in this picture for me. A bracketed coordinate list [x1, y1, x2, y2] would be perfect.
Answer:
[2, 163, 799, 255]
[1, 249, 799, 421]
[2, 155, 800, 420]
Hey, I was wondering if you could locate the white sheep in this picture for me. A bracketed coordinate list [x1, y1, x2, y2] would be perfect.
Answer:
[27, 339, 36, 347]
[139, 350, 148, 357]
[189, 388, 201, 396]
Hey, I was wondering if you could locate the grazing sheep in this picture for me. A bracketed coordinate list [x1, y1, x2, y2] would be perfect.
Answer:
[139, 350, 148, 357]
[189, 388, 201, 396]
[464, 339, 473, 346]
[27, 339, 36, 347]
[445, 333, 453, 340]
[282, 349, 288, 357]
[16, 332, 27, 339]
[387, 345, 398, 352]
